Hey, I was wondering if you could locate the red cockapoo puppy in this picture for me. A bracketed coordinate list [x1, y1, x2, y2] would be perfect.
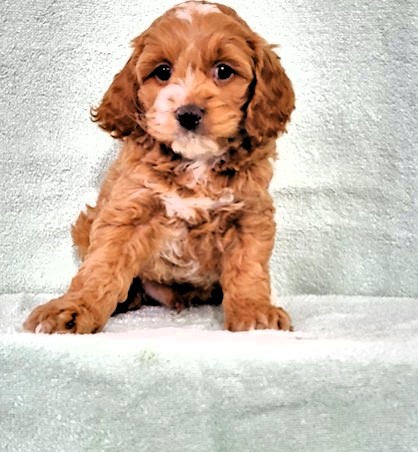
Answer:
[24, 1, 295, 334]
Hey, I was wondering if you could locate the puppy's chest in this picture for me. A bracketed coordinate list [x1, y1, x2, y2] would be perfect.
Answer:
[157, 186, 242, 255]
[149, 167, 243, 284]
[160, 187, 239, 224]
[160, 160, 243, 225]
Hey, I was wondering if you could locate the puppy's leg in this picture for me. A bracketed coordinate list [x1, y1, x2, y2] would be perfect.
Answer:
[71, 160, 122, 261]
[71, 205, 97, 261]
[220, 212, 292, 332]
[23, 200, 161, 334]
[72, 207, 145, 314]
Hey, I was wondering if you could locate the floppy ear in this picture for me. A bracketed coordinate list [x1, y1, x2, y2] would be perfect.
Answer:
[245, 43, 295, 145]
[91, 49, 144, 139]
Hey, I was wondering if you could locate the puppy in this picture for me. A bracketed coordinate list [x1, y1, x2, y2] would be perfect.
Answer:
[24, 1, 295, 334]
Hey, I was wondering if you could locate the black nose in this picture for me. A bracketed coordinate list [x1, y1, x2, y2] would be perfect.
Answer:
[175, 104, 204, 131]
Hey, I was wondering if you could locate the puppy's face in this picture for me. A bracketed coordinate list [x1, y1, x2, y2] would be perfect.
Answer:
[93, 1, 295, 159]
[138, 4, 254, 159]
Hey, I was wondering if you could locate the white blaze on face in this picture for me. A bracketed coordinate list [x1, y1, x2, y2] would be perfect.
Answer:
[174, 1, 221, 23]
[148, 65, 222, 160]
[150, 83, 187, 140]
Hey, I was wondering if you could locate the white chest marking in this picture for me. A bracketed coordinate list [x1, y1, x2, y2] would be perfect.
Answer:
[160, 190, 236, 221]
[183, 158, 210, 186]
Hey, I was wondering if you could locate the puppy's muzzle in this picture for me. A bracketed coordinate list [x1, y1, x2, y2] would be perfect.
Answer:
[175, 104, 204, 131]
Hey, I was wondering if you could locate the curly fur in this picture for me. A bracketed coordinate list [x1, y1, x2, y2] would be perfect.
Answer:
[24, 1, 295, 334]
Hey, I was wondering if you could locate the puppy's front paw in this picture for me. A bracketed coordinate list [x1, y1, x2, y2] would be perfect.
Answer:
[225, 304, 292, 332]
[23, 296, 103, 334]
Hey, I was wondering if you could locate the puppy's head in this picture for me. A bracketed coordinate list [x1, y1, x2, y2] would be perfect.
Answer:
[92, 1, 295, 159]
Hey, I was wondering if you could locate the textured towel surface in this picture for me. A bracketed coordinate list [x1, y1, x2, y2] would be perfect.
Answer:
[1, 295, 418, 452]
[1, 0, 417, 297]
[1, 2, 418, 449]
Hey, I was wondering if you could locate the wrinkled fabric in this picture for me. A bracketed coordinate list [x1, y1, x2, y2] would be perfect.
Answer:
[1, 295, 418, 451]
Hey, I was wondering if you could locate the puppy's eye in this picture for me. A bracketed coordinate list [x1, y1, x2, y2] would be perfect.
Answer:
[151, 63, 172, 82]
[214, 64, 235, 82]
